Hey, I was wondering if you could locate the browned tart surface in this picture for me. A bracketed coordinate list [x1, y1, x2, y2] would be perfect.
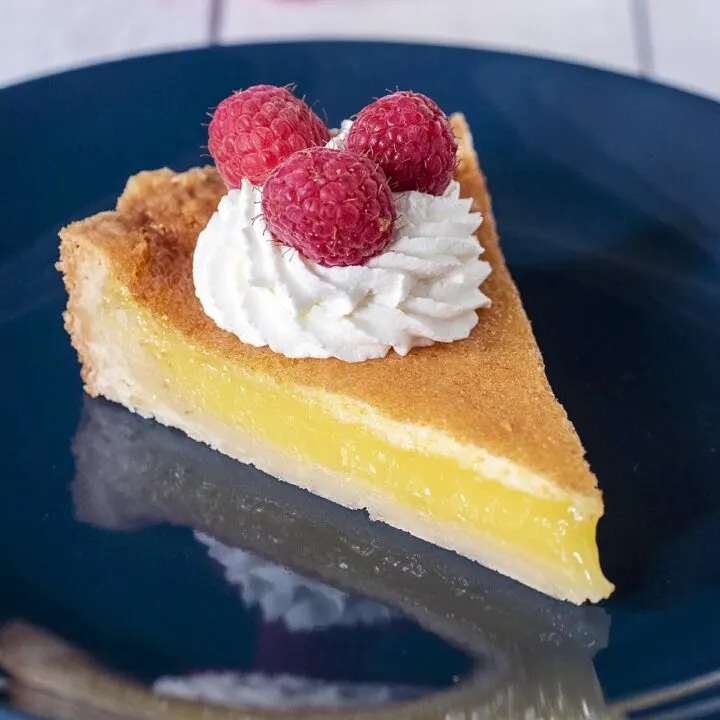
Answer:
[60, 116, 598, 498]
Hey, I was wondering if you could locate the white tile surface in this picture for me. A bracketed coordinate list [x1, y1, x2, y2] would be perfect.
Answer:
[0, 0, 211, 88]
[647, 0, 720, 100]
[220, 0, 640, 73]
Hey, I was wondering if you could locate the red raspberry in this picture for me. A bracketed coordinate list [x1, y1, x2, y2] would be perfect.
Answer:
[346, 91, 457, 196]
[261, 148, 395, 267]
[208, 85, 329, 187]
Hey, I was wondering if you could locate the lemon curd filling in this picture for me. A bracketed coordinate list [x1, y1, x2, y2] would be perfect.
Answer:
[108, 285, 610, 602]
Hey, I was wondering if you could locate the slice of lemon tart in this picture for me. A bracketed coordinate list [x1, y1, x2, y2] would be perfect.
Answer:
[58, 92, 613, 604]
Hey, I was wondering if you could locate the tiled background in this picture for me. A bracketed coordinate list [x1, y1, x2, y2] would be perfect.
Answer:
[1, 0, 717, 101]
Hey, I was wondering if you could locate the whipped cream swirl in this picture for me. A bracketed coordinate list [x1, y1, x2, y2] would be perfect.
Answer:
[194, 135, 491, 363]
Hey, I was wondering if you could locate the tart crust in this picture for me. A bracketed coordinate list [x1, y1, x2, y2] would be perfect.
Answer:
[59, 114, 599, 501]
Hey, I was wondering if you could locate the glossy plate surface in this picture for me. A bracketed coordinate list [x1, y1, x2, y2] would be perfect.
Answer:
[0, 42, 719, 719]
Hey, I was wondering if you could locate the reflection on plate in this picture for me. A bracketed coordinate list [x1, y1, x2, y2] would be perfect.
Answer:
[155, 672, 421, 711]
[15, 395, 616, 718]
[150, 533, 410, 710]
[195, 532, 397, 632]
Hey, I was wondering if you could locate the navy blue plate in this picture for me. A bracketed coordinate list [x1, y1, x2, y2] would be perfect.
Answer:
[0, 42, 719, 718]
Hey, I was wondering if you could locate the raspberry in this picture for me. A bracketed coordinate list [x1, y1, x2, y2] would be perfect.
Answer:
[208, 85, 329, 187]
[346, 91, 457, 195]
[261, 148, 396, 267]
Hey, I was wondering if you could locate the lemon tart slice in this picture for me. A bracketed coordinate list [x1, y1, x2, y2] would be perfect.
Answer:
[57, 114, 613, 604]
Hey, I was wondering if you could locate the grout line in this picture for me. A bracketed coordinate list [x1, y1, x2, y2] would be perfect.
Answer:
[631, 0, 655, 77]
[208, 0, 225, 45]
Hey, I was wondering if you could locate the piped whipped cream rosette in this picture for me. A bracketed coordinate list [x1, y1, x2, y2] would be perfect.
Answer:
[194, 86, 491, 362]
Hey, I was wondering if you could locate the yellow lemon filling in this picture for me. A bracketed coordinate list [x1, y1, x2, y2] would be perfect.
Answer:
[108, 285, 611, 602]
